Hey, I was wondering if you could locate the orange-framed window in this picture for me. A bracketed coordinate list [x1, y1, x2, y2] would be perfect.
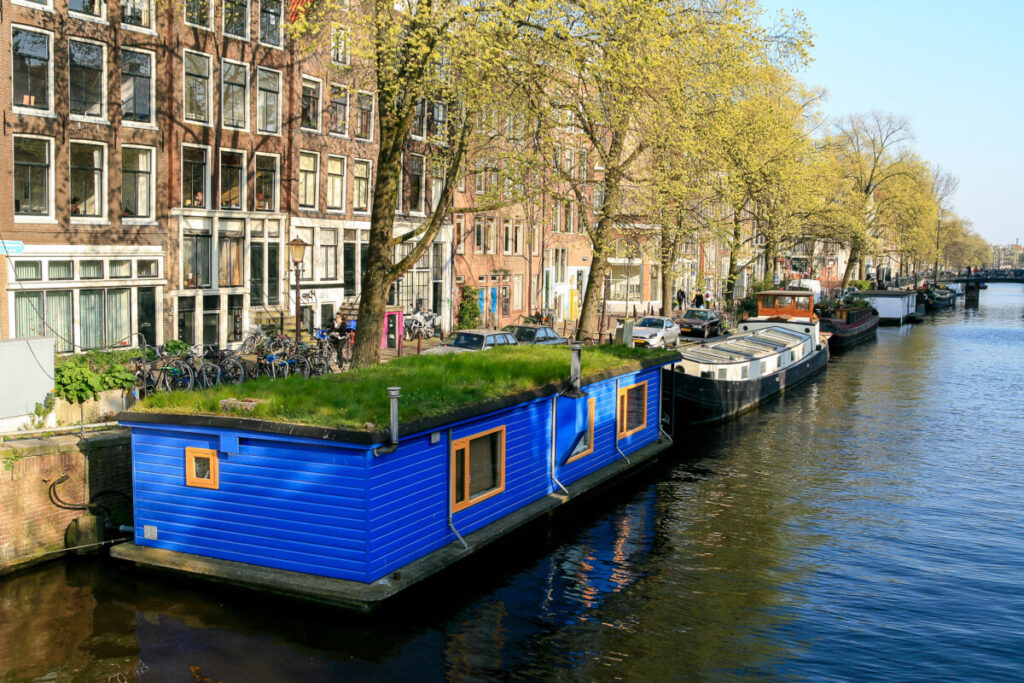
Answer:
[617, 381, 648, 440]
[451, 426, 506, 512]
[185, 447, 219, 489]
[566, 397, 596, 463]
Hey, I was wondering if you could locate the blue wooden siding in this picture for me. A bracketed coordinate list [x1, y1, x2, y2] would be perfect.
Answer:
[125, 422, 374, 581]
[122, 363, 666, 586]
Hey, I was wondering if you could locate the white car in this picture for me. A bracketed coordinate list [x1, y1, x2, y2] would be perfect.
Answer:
[629, 316, 681, 348]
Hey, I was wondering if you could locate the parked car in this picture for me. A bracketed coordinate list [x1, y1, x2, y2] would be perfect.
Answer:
[502, 324, 569, 345]
[629, 316, 681, 348]
[675, 309, 721, 338]
[421, 329, 519, 355]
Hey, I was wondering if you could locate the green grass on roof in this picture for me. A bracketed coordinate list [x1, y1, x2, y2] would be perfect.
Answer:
[131, 345, 674, 431]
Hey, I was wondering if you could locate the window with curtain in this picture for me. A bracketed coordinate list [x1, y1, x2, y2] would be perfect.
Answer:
[254, 155, 277, 211]
[110, 260, 131, 278]
[260, 0, 281, 44]
[46, 291, 73, 352]
[13, 28, 49, 111]
[296, 227, 313, 280]
[121, 49, 152, 123]
[219, 234, 243, 286]
[222, 63, 247, 129]
[80, 260, 104, 279]
[220, 151, 244, 210]
[80, 289, 105, 349]
[320, 229, 337, 280]
[70, 142, 104, 217]
[121, 0, 152, 28]
[182, 147, 207, 208]
[69, 41, 104, 118]
[122, 147, 151, 218]
[15, 261, 42, 281]
[49, 261, 73, 280]
[299, 153, 318, 208]
[353, 160, 370, 212]
[327, 156, 346, 210]
[257, 68, 280, 133]
[14, 137, 50, 216]
[184, 52, 210, 123]
[106, 289, 130, 346]
[15, 292, 44, 339]
[183, 234, 211, 288]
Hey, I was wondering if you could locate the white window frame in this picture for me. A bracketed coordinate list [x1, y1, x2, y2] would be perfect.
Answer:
[220, 58, 249, 131]
[329, 83, 349, 138]
[182, 49, 212, 127]
[408, 153, 426, 216]
[222, 0, 250, 41]
[253, 152, 280, 213]
[298, 150, 320, 211]
[180, 143, 212, 209]
[300, 75, 322, 133]
[120, 0, 155, 34]
[218, 148, 247, 212]
[121, 143, 156, 223]
[410, 99, 426, 140]
[355, 90, 375, 142]
[11, 25, 56, 118]
[12, 0, 54, 11]
[68, 139, 109, 225]
[13, 134, 56, 224]
[352, 158, 373, 215]
[331, 27, 350, 66]
[68, 37, 109, 123]
[183, 0, 212, 31]
[454, 213, 465, 254]
[258, 0, 284, 48]
[69, 0, 108, 24]
[326, 155, 347, 213]
[256, 66, 282, 136]
[120, 46, 157, 130]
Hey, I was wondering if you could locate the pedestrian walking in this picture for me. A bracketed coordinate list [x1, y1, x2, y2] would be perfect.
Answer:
[693, 292, 704, 308]
[675, 289, 685, 311]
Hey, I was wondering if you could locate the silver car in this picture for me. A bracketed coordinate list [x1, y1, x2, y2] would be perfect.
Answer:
[630, 316, 681, 348]
[421, 329, 520, 355]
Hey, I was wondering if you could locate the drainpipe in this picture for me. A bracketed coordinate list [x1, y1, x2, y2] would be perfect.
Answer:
[372, 387, 402, 457]
[614, 377, 631, 464]
[550, 396, 569, 496]
[563, 342, 585, 398]
[446, 427, 470, 550]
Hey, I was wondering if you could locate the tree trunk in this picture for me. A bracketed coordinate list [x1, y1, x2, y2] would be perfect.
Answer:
[577, 247, 608, 341]
[841, 247, 859, 288]
[724, 212, 742, 305]
[660, 226, 681, 316]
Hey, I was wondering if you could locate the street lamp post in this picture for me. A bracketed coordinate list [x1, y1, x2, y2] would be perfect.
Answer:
[288, 237, 309, 341]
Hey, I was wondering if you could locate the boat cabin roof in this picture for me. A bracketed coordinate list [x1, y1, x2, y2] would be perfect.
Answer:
[756, 291, 815, 318]
[680, 326, 806, 364]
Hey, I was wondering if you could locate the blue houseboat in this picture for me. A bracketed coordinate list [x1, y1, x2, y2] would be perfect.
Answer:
[112, 347, 678, 611]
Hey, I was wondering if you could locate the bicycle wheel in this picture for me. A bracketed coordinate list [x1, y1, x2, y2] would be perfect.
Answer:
[219, 357, 245, 384]
[309, 353, 329, 376]
[197, 363, 221, 389]
[163, 359, 195, 391]
[271, 358, 290, 378]
[287, 354, 311, 378]
[341, 341, 353, 364]
[256, 360, 275, 379]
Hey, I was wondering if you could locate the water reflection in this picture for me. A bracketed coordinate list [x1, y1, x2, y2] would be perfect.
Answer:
[3, 285, 1024, 681]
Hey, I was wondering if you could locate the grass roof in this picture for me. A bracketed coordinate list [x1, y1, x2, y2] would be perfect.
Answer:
[131, 345, 675, 431]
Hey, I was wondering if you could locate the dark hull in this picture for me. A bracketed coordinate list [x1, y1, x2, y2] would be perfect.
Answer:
[822, 312, 879, 350]
[664, 345, 829, 426]
[926, 296, 955, 311]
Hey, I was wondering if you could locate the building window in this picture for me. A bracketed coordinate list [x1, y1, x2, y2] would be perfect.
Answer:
[121, 0, 152, 28]
[69, 142, 104, 218]
[122, 147, 152, 219]
[254, 155, 277, 211]
[184, 52, 211, 123]
[13, 28, 50, 111]
[222, 62, 248, 129]
[330, 85, 348, 136]
[327, 156, 346, 211]
[432, 102, 448, 143]
[353, 159, 371, 212]
[411, 99, 426, 139]
[15, 290, 73, 352]
[408, 154, 425, 214]
[219, 232, 243, 286]
[430, 162, 444, 212]
[121, 49, 152, 123]
[182, 147, 208, 208]
[185, 447, 219, 489]
[256, 68, 280, 133]
[617, 381, 648, 439]
[81, 260, 103, 279]
[298, 152, 318, 209]
[223, 0, 248, 38]
[567, 398, 596, 463]
[454, 214, 465, 254]
[49, 261, 73, 280]
[320, 229, 338, 280]
[13, 291, 42, 339]
[295, 227, 313, 280]
[451, 426, 506, 513]
[553, 248, 567, 284]
[355, 92, 373, 140]
[331, 28, 349, 65]
[220, 151, 244, 210]
[259, 0, 282, 45]
[70, 0, 102, 17]
[14, 137, 50, 216]
[80, 288, 130, 349]
[15, 261, 42, 281]
[183, 234, 212, 288]
[137, 260, 158, 277]
[301, 78, 320, 130]
[503, 218, 513, 255]
[110, 260, 131, 278]
[185, 0, 210, 27]
[69, 41, 104, 118]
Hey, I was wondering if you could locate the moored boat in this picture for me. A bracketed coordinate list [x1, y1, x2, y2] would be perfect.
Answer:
[855, 290, 919, 324]
[664, 290, 829, 425]
[817, 303, 879, 350]
[925, 288, 956, 311]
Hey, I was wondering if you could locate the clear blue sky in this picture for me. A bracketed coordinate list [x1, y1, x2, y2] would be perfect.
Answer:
[763, 0, 1022, 246]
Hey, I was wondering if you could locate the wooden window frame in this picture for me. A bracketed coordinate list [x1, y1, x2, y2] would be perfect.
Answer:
[451, 425, 506, 513]
[566, 397, 595, 463]
[617, 381, 648, 440]
[185, 447, 219, 489]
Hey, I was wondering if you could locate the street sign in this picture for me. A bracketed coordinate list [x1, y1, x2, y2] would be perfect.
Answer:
[0, 240, 25, 256]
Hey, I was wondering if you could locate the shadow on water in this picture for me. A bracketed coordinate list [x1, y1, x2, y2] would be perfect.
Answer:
[4, 285, 1024, 681]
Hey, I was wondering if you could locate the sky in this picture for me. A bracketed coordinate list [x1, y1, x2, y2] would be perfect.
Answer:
[761, 0, 1022, 246]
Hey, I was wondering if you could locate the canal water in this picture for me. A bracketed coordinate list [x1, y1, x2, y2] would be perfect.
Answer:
[3, 284, 1024, 682]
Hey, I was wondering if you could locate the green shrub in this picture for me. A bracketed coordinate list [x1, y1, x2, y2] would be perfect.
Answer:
[457, 284, 481, 330]
[54, 363, 104, 405]
[163, 339, 190, 355]
[851, 279, 872, 291]
[101, 365, 137, 391]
